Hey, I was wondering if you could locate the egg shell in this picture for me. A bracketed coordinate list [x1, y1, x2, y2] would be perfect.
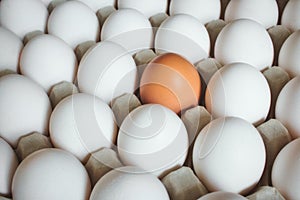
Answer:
[275, 76, 300, 139]
[118, 0, 168, 18]
[140, 53, 201, 114]
[169, 0, 221, 24]
[193, 117, 266, 194]
[77, 41, 137, 104]
[20, 34, 78, 92]
[281, 0, 300, 32]
[225, 0, 279, 29]
[90, 166, 169, 200]
[101, 8, 153, 55]
[272, 138, 300, 200]
[50, 93, 118, 162]
[47, 0, 100, 49]
[278, 30, 300, 78]
[76, 0, 116, 12]
[214, 19, 274, 70]
[155, 14, 210, 64]
[0, 138, 18, 196]
[0, 0, 48, 39]
[0, 27, 23, 72]
[205, 62, 271, 125]
[117, 104, 189, 177]
[12, 148, 91, 200]
[198, 191, 247, 200]
[0, 74, 52, 148]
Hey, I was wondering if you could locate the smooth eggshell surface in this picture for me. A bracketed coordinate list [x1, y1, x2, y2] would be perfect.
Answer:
[90, 166, 169, 200]
[0, 138, 19, 196]
[140, 53, 201, 114]
[225, 0, 278, 29]
[214, 19, 274, 71]
[193, 117, 266, 194]
[77, 41, 137, 104]
[155, 14, 210, 64]
[169, 0, 221, 24]
[0, 74, 52, 148]
[20, 34, 78, 92]
[275, 76, 300, 139]
[50, 93, 118, 162]
[101, 9, 153, 55]
[47, 1, 100, 49]
[281, 0, 300, 32]
[278, 30, 300, 78]
[76, 0, 116, 12]
[118, 0, 168, 18]
[205, 62, 271, 125]
[118, 104, 189, 178]
[0, 0, 48, 39]
[198, 191, 247, 200]
[272, 138, 300, 200]
[12, 149, 91, 200]
[0, 27, 23, 72]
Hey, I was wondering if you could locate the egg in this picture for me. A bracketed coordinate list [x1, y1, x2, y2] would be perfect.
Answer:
[205, 62, 270, 125]
[169, 0, 221, 24]
[272, 138, 300, 200]
[76, 0, 116, 12]
[0, 138, 18, 196]
[39, 0, 53, 6]
[193, 117, 266, 194]
[225, 0, 278, 29]
[155, 14, 210, 64]
[0, 0, 48, 39]
[215, 19, 274, 71]
[20, 34, 78, 92]
[198, 191, 247, 200]
[278, 30, 300, 78]
[47, 1, 100, 49]
[0, 27, 23, 72]
[118, 0, 168, 18]
[49, 93, 118, 162]
[12, 148, 91, 200]
[77, 41, 137, 104]
[101, 9, 153, 55]
[140, 53, 201, 114]
[281, 0, 300, 32]
[117, 104, 189, 177]
[90, 166, 169, 200]
[275, 76, 300, 139]
[0, 74, 52, 148]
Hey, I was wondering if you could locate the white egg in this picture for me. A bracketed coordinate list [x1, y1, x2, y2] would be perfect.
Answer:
[49, 93, 118, 162]
[0, 27, 23, 72]
[0, 74, 52, 148]
[20, 34, 78, 92]
[215, 19, 274, 71]
[281, 0, 300, 32]
[40, 0, 53, 6]
[118, 0, 168, 18]
[0, 0, 48, 39]
[101, 9, 153, 55]
[169, 0, 221, 24]
[118, 104, 189, 178]
[272, 138, 300, 200]
[275, 76, 300, 139]
[0, 138, 18, 196]
[47, 1, 100, 49]
[198, 191, 247, 200]
[193, 117, 266, 194]
[155, 14, 210, 64]
[90, 166, 169, 200]
[205, 62, 271, 125]
[12, 148, 91, 200]
[76, 0, 116, 12]
[225, 0, 278, 29]
[278, 30, 300, 78]
[77, 41, 137, 104]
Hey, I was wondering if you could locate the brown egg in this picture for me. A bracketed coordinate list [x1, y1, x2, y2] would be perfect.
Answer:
[140, 53, 201, 114]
